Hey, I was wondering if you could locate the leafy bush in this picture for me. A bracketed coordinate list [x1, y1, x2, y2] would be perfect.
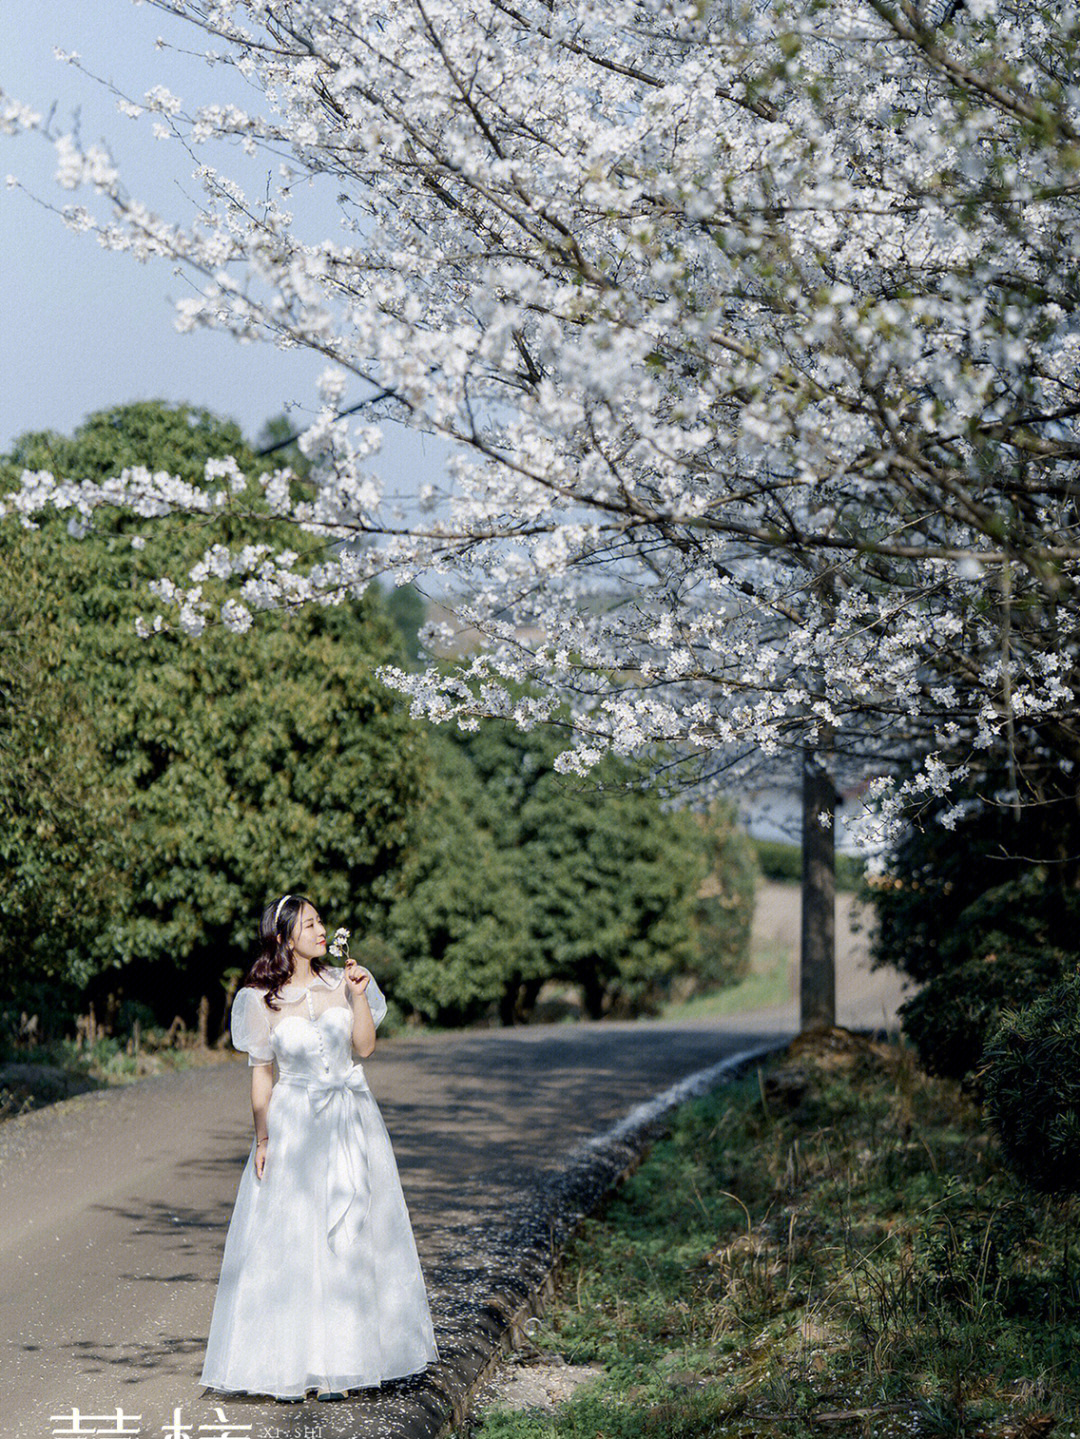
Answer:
[752, 837, 864, 890]
[871, 770, 1080, 1082]
[982, 967, 1080, 1196]
[900, 947, 1065, 1086]
[895, 872, 1076, 1082]
[751, 837, 804, 884]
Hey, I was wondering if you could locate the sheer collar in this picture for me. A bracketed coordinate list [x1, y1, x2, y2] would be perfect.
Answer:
[278, 968, 342, 999]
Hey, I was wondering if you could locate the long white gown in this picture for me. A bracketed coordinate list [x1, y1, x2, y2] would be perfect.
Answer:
[199, 966, 440, 1399]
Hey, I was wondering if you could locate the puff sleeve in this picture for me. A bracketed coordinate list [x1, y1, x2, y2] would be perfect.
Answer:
[349, 967, 387, 1030]
[229, 987, 275, 1067]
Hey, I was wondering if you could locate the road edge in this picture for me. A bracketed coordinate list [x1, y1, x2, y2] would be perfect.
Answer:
[375, 1036, 794, 1439]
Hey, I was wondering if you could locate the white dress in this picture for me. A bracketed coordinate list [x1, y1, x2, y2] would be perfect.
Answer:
[199, 966, 440, 1399]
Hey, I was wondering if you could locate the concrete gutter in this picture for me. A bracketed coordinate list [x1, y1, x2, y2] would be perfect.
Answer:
[365, 1036, 793, 1439]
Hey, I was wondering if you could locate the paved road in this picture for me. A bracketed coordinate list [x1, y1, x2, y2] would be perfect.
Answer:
[0, 1018, 795, 1439]
[0, 886, 907, 1439]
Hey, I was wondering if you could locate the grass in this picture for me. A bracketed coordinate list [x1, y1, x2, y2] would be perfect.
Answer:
[0, 1032, 233, 1122]
[456, 1031, 1080, 1438]
[660, 939, 793, 1021]
[660, 937, 794, 1022]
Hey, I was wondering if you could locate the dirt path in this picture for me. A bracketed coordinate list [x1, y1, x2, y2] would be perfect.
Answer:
[0, 886, 908, 1439]
[737, 880, 910, 1034]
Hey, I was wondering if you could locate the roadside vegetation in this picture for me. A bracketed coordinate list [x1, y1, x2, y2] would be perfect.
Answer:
[0, 400, 757, 1090]
[750, 840, 865, 894]
[660, 932, 793, 1022]
[460, 1030, 1077, 1438]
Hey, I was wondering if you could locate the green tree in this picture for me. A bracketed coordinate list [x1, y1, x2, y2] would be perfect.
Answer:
[372, 735, 531, 1025]
[0, 537, 121, 1031]
[1, 402, 428, 1036]
[382, 582, 428, 667]
[688, 801, 757, 994]
[379, 716, 753, 1024]
[254, 412, 314, 481]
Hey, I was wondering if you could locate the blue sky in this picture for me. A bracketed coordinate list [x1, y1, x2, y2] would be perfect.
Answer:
[2, 2, 441, 495]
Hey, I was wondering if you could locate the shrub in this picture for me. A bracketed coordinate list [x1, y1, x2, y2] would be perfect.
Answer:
[899, 940, 1066, 1085]
[873, 795, 1080, 1081]
[895, 871, 1076, 1082]
[752, 837, 864, 891]
[981, 968, 1080, 1196]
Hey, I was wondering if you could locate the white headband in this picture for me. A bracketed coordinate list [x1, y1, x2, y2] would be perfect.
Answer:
[274, 894, 292, 927]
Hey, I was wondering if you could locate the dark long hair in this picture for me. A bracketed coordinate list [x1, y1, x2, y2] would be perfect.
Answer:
[244, 892, 328, 1011]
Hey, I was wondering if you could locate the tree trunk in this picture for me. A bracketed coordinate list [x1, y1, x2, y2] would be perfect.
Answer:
[498, 981, 521, 1026]
[498, 976, 547, 1025]
[517, 975, 545, 1023]
[580, 969, 607, 1021]
[800, 742, 836, 1030]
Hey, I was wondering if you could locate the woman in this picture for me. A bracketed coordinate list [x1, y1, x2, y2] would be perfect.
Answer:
[199, 892, 440, 1402]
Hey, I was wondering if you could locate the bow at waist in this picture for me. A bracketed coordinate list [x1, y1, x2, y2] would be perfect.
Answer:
[275, 1063, 372, 1254]
[304, 1065, 371, 1103]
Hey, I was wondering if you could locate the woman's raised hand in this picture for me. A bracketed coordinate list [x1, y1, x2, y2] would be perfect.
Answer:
[343, 957, 371, 998]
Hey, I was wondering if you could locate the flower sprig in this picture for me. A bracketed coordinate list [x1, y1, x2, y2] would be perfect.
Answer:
[328, 926, 351, 961]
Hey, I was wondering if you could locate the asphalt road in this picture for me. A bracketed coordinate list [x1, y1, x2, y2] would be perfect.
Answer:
[0, 1017, 800, 1439]
[0, 885, 906, 1439]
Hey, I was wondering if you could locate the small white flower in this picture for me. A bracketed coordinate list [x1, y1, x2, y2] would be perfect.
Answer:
[221, 597, 253, 634]
[328, 927, 351, 959]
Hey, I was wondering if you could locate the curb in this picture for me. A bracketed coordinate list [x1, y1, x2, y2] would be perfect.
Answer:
[367, 1036, 793, 1439]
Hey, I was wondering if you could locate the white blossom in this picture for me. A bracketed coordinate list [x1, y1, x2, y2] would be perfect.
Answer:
[3, 0, 1078, 840]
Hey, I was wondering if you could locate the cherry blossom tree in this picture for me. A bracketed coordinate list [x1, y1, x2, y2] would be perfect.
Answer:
[4, 0, 1080, 1024]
